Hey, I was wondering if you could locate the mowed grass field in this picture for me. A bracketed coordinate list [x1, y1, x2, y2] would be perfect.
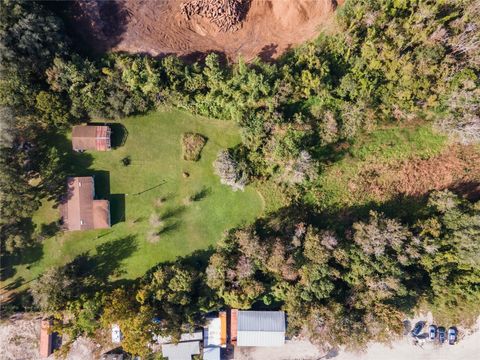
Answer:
[2, 109, 263, 294]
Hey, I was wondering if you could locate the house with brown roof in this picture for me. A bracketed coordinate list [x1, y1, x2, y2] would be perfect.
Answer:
[39, 319, 53, 358]
[60, 177, 111, 231]
[72, 125, 111, 152]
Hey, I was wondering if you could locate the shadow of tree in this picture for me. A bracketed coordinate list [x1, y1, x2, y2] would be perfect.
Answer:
[258, 43, 278, 62]
[50, 0, 129, 55]
[109, 122, 128, 148]
[161, 205, 186, 220]
[158, 221, 181, 235]
[190, 187, 211, 202]
[1, 240, 43, 282]
[68, 236, 138, 289]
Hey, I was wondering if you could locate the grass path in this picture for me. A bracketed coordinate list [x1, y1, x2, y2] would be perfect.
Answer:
[2, 109, 263, 295]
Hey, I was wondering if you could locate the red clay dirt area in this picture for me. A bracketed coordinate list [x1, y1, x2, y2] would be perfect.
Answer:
[68, 0, 342, 61]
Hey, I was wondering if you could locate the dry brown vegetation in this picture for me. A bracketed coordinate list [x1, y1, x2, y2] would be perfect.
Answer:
[181, 132, 207, 161]
[350, 145, 480, 202]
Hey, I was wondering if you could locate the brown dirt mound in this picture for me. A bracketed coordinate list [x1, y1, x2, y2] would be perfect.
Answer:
[70, 0, 341, 61]
[353, 145, 480, 201]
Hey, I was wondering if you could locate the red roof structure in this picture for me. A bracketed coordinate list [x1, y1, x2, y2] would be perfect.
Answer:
[229, 309, 238, 345]
[39, 319, 53, 358]
[72, 125, 111, 151]
[60, 177, 111, 231]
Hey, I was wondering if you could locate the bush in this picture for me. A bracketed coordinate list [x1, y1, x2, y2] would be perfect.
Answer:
[213, 149, 248, 191]
[181, 133, 207, 161]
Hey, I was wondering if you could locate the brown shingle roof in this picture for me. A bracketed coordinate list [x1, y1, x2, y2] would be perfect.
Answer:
[72, 125, 111, 151]
[61, 177, 110, 231]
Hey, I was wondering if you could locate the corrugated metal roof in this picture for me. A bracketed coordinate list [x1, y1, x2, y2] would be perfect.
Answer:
[203, 346, 221, 360]
[155, 330, 203, 344]
[161, 341, 200, 360]
[237, 330, 285, 347]
[237, 311, 286, 347]
[237, 311, 286, 332]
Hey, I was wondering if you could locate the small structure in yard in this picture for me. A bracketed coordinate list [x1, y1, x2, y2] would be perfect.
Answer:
[60, 176, 110, 231]
[157, 330, 203, 360]
[111, 324, 122, 344]
[161, 341, 200, 360]
[72, 125, 111, 152]
[203, 311, 227, 360]
[235, 310, 286, 347]
[39, 318, 53, 358]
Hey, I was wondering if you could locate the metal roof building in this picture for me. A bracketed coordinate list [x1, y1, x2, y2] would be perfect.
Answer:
[161, 341, 200, 360]
[237, 310, 286, 347]
[203, 346, 221, 360]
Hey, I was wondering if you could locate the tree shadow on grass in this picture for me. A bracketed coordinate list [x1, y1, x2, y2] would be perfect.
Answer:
[109, 122, 128, 148]
[158, 221, 181, 235]
[69, 235, 138, 289]
[144, 247, 215, 279]
[311, 193, 432, 232]
[190, 187, 211, 202]
[162, 205, 186, 220]
[1, 240, 43, 283]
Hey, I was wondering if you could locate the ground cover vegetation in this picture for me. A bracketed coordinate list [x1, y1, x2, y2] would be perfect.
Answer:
[0, 0, 479, 357]
[182, 132, 208, 161]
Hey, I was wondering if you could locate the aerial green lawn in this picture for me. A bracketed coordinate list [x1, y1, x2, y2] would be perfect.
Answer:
[3, 109, 263, 293]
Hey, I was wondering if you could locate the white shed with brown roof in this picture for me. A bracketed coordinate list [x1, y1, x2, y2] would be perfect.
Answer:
[60, 177, 110, 231]
[72, 125, 111, 151]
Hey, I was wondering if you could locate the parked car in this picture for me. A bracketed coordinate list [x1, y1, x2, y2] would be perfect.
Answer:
[428, 325, 437, 340]
[411, 321, 425, 337]
[448, 327, 457, 345]
[438, 327, 446, 344]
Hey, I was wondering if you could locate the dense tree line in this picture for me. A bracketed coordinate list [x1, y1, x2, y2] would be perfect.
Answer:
[1, 0, 479, 355]
[30, 191, 480, 355]
[205, 190, 480, 349]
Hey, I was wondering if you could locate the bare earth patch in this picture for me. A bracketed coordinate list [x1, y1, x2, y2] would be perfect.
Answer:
[70, 0, 341, 61]
[350, 145, 480, 202]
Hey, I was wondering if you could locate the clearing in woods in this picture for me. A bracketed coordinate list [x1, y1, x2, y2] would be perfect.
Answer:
[1, 109, 263, 299]
[69, 0, 342, 61]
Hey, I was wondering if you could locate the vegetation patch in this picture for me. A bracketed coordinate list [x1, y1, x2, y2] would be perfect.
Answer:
[182, 132, 207, 161]
[353, 145, 480, 200]
[309, 125, 450, 211]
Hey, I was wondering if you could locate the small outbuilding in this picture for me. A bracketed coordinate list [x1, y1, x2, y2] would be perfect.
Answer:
[60, 176, 110, 231]
[161, 341, 200, 360]
[236, 310, 286, 347]
[72, 125, 111, 152]
[39, 318, 53, 358]
[203, 311, 227, 360]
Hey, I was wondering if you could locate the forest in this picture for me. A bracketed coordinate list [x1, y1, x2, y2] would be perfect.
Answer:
[0, 0, 479, 357]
